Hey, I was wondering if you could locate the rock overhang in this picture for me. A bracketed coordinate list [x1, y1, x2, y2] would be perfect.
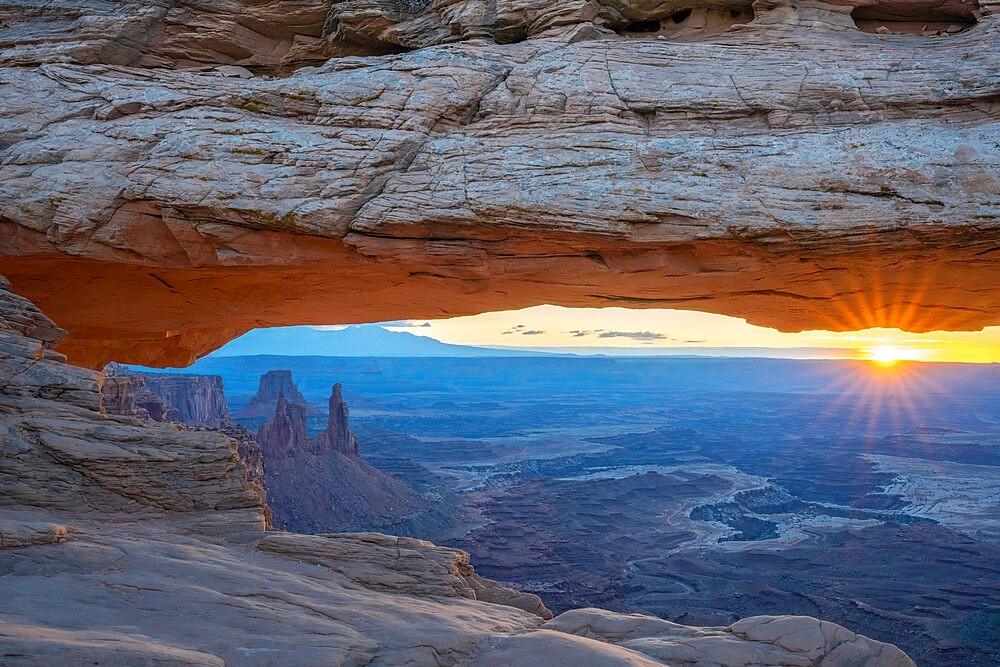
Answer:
[0, 0, 997, 367]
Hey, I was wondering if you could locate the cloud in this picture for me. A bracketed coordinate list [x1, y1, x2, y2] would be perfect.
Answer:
[684, 339, 706, 344]
[503, 324, 544, 335]
[568, 329, 606, 337]
[596, 330, 668, 342]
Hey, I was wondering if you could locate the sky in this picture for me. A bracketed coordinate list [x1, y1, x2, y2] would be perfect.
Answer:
[360, 305, 1000, 363]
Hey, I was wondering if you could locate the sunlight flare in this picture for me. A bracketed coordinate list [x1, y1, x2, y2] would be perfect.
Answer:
[866, 345, 920, 366]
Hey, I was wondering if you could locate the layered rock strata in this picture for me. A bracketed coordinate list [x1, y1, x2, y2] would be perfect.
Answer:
[140, 372, 231, 427]
[0, 277, 918, 663]
[100, 371, 159, 421]
[0, 275, 265, 538]
[0, 0, 997, 367]
[101, 364, 267, 492]
[256, 393, 312, 459]
[101, 364, 181, 421]
[219, 420, 268, 496]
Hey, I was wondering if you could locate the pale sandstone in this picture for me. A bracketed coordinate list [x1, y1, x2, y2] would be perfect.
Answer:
[259, 531, 553, 618]
[0, 621, 226, 667]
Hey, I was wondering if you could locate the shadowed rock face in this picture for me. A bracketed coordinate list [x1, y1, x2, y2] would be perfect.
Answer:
[141, 373, 231, 427]
[256, 382, 358, 457]
[100, 371, 173, 422]
[317, 383, 360, 456]
[256, 394, 312, 459]
[0, 0, 997, 367]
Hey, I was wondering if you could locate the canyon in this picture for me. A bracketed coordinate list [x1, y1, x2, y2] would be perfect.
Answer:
[1, 0, 997, 664]
[0, 276, 918, 664]
[101, 360, 433, 534]
[254, 375, 432, 532]
[191, 352, 1000, 666]
[0, 0, 997, 367]
[102, 364, 267, 494]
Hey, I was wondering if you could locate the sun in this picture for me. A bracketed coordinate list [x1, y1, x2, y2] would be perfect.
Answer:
[866, 345, 916, 366]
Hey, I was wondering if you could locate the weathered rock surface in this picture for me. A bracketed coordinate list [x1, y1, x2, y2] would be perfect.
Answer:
[0, 277, 916, 664]
[0, 518, 68, 548]
[256, 393, 312, 459]
[99, 370, 162, 421]
[217, 420, 268, 498]
[102, 362, 193, 422]
[0, 1, 997, 367]
[537, 608, 916, 667]
[0, 275, 265, 539]
[258, 531, 553, 619]
[236, 369, 322, 419]
[100, 363, 268, 493]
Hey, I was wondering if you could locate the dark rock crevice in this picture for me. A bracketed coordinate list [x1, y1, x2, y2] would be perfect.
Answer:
[851, 0, 980, 36]
[613, 5, 755, 39]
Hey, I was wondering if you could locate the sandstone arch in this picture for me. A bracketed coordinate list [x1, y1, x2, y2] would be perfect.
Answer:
[0, 0, 997, 369]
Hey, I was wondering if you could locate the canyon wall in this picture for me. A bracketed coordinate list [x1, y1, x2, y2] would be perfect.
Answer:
[0, 0, 997, 367]
[0, 275, 265, 539]
[141, 373, 231, 427]
[99, 370, 174, 422]
[8, 275, 927, 664]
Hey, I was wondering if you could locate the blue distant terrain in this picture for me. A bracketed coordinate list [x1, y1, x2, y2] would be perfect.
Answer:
[210, 325, 555, 357]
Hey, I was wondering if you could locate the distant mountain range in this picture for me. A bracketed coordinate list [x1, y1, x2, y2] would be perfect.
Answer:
[210, 325, 555, 358]
[210, 325, 857, 360]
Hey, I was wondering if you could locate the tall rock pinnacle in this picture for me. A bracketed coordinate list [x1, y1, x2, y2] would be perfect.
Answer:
[256, 394, 311, 460]
[317, 383, 359, 456]
[256, 384, 358, 458]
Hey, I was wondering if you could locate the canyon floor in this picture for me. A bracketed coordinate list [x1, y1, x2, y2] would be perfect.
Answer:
[176, 354, 1000, 666]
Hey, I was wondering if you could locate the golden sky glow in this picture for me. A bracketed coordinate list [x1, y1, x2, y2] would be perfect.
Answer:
[379, 305, 1000, 363]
